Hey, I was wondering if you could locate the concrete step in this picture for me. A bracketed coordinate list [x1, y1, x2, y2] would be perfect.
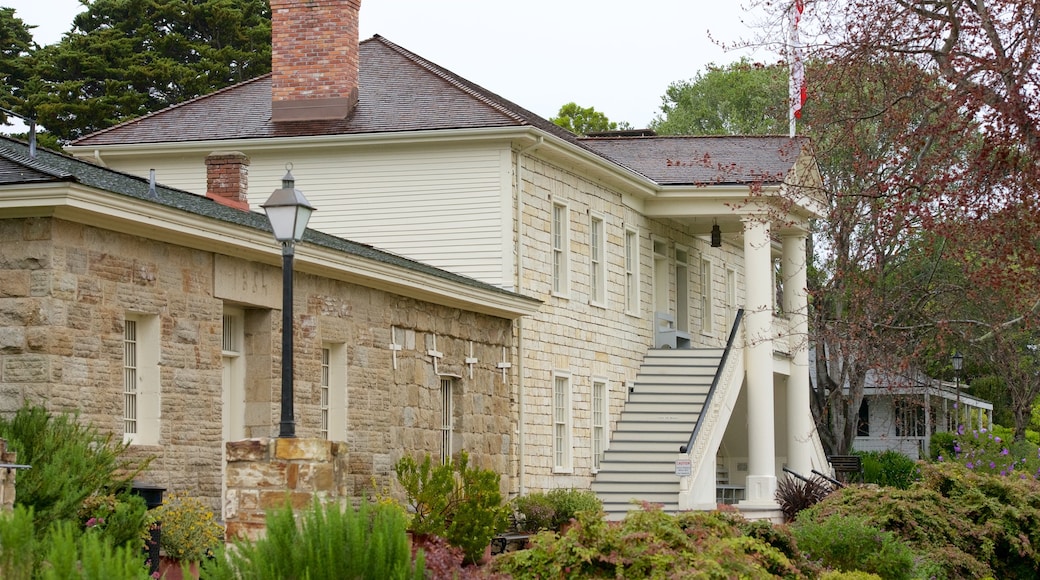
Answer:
[604, 438, 688, 452]
[592, 480, 680, 494]
[619, 400, 704, 414]
[594, 465, 678, 479]
[644, 348, 725, 360]
[618, 409, 701, 423]
[608, 431, 689, 445]
[600, 448, 686, 463]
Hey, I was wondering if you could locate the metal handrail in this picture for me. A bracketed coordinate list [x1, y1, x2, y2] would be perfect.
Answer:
[679, 308, 744, 454]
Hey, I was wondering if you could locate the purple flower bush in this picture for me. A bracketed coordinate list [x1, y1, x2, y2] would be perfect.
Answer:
[938, 427, 1040, 479]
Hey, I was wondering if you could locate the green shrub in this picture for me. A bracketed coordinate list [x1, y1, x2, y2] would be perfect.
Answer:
[513, 488, 603, 533]
[41, 521, 152, 580]
[494, 504, 815, 579]
[394, 451, 507, 564]
[511, 492, 555, 532]
[203, 498, 424, 580]
[0, 505, 36, 580]
[78, 493, 152, 554]
[791, 513, 915, 579]
[800, 462, 1040, 578]
[930, 431, 957, 461]
[544, 488, 601, 530]
[857, 450, 920, 489]
[0, 404, 148, 534]
[940, 427, 1040, 478]
[0, 508, 150, 580]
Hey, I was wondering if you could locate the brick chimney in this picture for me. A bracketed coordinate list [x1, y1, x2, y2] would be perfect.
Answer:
[270, 0, 361, 122]
[205, 152, 251, 211]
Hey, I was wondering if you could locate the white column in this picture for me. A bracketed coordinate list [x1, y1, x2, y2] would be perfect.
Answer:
[741, 216, 777, 506]
[783, 230, 812, 475]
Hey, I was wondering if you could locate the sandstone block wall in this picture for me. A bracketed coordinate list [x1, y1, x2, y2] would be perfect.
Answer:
[516, 155, 747, 491]
[0, 217, 515, 513]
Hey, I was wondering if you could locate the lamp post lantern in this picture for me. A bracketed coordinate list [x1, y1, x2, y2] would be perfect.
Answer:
[262, 166, 315, 438]
[952, 352, 964, 432]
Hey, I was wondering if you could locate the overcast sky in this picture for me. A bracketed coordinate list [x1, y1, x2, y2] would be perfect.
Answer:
[4, 0, 776, 129]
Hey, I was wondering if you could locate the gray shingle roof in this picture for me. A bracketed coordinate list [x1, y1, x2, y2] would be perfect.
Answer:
[73, 35, 580, 147]
[579, 135, 810, 186]
[0, 136, 535, 305]
[70, 35, 809, 189]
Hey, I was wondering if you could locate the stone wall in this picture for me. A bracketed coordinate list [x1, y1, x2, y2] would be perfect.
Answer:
[224, 437, 348, 541]
[0, 216, 516, 513]
[515, 155, 748, 491]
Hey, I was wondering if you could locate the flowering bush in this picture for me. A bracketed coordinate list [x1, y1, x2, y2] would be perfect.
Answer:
[936, 426, 1040, 478]
[154, 491, 224, 561]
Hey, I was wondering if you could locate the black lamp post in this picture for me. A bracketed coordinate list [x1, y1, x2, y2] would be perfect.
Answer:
[952, 352, 964, 432]
[262, 166, 315, 438]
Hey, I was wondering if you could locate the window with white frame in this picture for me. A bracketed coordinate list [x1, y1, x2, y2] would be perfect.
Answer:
[553, 373, 572, 471]
[700, 258, 714, 333]
[589, 213, 606, 306]
[320, 348, 331, 439]
[592, 379, 608, 470]
[676, 248, 690, 332]
[123, 314, 160, 445]
[441, 377, 454, 464]
[552, 202, 570, 295]
[725, 267, 737, 327]
[124, 319, 138, 437]
[321, 343, 347, 440]
[624, 228, 639, 314]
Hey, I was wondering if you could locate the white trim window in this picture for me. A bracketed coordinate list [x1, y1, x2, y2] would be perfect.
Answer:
[592, 379, 608, 471]
[552, 201, 570, 296]
[123, 314, 160, 445]
[441, 377, 455, 464]
[123, 319, 138, 437]
[320, 348, 331, 439]
[589, 212, 606, 306]
[553, 372, 573, 472]
[675, 248, 690, 332]
[321, 343, 348, 441]
[700, 258, 714, 333]
[725, 267, 737, 326]
[624, 228, 640, 315]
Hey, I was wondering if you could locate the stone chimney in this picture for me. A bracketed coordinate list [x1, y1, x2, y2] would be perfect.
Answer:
[270, 0, 361, 122]
[205, 152, 251, 211]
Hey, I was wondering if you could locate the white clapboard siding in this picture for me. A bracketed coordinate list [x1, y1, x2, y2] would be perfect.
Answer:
[89, 141, 516, 289]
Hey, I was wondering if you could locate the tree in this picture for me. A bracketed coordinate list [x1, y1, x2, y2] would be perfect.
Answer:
[550, 102, 627, 136]
[27, 0, 271, 141]
[649, 59, 788, 135]
[0, 7, 35, 124]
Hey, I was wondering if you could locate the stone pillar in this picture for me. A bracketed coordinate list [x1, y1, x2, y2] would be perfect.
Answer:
[740, 215, 777, 507]
[783, 230, 812, 474]
[224, 438, 349, 541]
[0, 439, 16, 511]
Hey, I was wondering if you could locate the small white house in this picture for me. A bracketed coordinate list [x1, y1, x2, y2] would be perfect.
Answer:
[853, 371, 993, 460]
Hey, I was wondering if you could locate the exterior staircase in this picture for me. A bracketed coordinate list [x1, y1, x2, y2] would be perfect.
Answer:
[591, 348, 725, 519]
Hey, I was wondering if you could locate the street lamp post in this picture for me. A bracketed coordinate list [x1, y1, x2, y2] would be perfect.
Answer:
[952, 352, 964, 432]
[262, 166, 315, 439]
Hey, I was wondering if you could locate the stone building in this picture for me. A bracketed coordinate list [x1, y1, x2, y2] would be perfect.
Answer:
[0, 137, 539, 512]
[68, 0, 831, 520]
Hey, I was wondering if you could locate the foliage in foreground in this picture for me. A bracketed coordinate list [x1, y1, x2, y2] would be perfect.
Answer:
[492, 504, 816, 579]
[0, 506, 152, 580]
[799, 461, 1040, 578]
[0, 404, 150, 543]
[511, 488, 602, 533]
[856, 450, 920, 489]
[153, 491, 224, 562]
[791, 513, 915, 580]
[202, 499, 424, 580]
[776, 473, 833, 522]
[395, 451, 508, 564]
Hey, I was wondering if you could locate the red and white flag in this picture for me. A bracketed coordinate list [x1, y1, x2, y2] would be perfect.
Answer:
[789, 0, 806, 135]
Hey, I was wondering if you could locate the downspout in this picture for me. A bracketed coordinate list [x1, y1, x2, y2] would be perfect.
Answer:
[515, 136, 542, 496]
